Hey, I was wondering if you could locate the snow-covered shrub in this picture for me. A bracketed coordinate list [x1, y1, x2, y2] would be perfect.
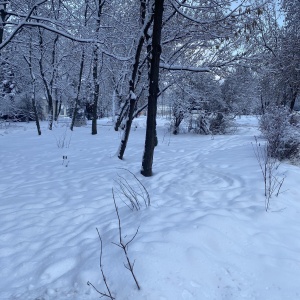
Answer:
[188, 111, 235, 135]
[168, 72, 230, 135]
[208, 112, 236, 135]
[73, 108, 87, 127]
[259, 106, 300, 160]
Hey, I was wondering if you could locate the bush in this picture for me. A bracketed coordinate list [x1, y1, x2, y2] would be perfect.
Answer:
[259, 106, 300, 160]
[188, 111, 235, 135]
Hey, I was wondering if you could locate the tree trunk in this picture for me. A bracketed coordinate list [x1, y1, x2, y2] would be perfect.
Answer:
[30, 58, 41, 135]
[117, 0, 153, 159]
[112, 89, 116, 122]
[141, 0, 164, 177]
[114, 102, 129, 131]
[0, 1, 9, 45]
[38, 29, 57, 130]
[118, 90, 136, 159]
[54, 90, 62, 121]
[58, 100, 62, 116]
[70, 49, 85, 131]
[91, 0, 104, 135]
[0, 5, 6, 44]
[290, 90, 298, 111]
[39, 61, 54, 130]
[24, 31, 41, 135]
[0, 25, 3, 45]
[32, 95, 41, 135]
[92, 45, 100, 135]
[54, 99, 59, 121]
[48, 100, 54, 130]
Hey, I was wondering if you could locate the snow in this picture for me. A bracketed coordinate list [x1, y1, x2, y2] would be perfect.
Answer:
[130, 91, 137, 100]
[1, 116, 300, 300]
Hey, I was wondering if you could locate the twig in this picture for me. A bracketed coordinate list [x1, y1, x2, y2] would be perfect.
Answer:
[87, 281, 114, 299]
[87, 228, 115, 299]
[112, 188, 141, 290]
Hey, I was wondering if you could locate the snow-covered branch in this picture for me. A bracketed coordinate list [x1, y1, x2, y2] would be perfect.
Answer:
[1, 22, 133, 62]
[169, 0, 268, 26]
[169, 0, 247, 25]
[159, 63, 210, 72]
[0, 0, 48, 50]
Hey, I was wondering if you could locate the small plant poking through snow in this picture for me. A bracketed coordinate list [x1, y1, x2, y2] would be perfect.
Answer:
[252, 137, 286, 211]
[55, 125, 72, 149]
[114, 168, 150, 211]
[54, 125, 72, 167]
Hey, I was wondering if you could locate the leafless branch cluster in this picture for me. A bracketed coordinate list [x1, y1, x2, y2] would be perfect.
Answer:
[114, 168, 150, 211]
[252, 136, 286, 211]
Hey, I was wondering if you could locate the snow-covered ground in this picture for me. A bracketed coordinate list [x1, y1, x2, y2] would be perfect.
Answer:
[1, 116, 300, 300]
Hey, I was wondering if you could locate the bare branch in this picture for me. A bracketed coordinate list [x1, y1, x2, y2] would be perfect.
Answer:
[87, 228, 115, 299]
[112, 188, 141, 290]
[0, 0, 47, 50]
[159, 63, 210, 72]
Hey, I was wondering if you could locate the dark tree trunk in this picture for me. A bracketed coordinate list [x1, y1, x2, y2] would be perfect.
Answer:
[173, 114, 184, 135]
[54, 91, 62, 121]
[0, 8, 5, 44]
[30, 60, 41, 136]
[39, 57, 54, 130]
[24, 32, 41, 135]
[0, 2, 9, 45]
[70, 49, 85, 131]
[91, 0, 104, 135]
[54, 98, 59, 121]
[141, 0, 164, 177]
[118, 97, 136, 159]
[114, 102, 129, 131]
[49, 35, 59, 127]
[91, 47, 100, 135]
[48, 99, 54, 130]
[0, 25, 3, 45]
[290, 90, 298, 111]
[32, 96, 41, 135]
[260, 95, 265, 114]
[58, 99, 62, 117]
[71, 2, 88, 131]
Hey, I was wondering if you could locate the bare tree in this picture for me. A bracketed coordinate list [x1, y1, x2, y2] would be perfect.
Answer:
[23, 31, 41, 135]
[117, 0, 154, 159]
[140, 0, 265, 176]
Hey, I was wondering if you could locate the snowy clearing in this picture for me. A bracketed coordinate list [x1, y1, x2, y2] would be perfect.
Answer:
[1, 116, 300, 300]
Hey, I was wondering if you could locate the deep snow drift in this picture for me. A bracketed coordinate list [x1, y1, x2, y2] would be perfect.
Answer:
[0, 116, 300, 300]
